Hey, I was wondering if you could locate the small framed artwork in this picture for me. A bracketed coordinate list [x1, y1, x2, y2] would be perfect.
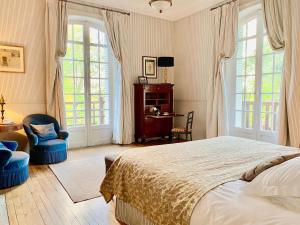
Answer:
[138, 76, 148, 84]
[142, 56, 157, 79]
[0, 45, 25, 73]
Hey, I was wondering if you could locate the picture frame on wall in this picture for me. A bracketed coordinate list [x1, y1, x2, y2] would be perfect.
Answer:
[142, 56, 157, 79]
[0, 45, 25, 73]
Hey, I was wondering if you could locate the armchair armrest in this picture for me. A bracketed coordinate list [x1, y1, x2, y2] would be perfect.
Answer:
[59, 130, 69, 140]
[0, 149, 12, 168]
[28, 133, 39, 146]
[2, 141, 18, 151]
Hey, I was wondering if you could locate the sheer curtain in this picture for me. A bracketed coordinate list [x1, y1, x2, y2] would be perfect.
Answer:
[206, 1, 239, 138]
[101, 10, 132, 144]
[263, 0, 300, 147]
[45, 0, 68, 128]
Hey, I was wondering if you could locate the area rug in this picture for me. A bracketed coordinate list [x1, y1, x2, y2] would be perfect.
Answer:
[49, 145, 134, 203]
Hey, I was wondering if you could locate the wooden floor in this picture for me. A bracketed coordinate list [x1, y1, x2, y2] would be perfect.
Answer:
[0, 164, 115, 225]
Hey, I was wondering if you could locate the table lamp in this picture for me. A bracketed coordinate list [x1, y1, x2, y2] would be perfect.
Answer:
[0, 95, 5, 123]
[158, 57, 174, 83]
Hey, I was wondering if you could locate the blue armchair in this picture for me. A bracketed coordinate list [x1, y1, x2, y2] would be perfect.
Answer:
[23, 114, 68, 164]
[0, 141, 29, 189]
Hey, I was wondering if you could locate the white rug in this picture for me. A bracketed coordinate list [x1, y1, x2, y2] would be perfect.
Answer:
[49, 145, 133, 203]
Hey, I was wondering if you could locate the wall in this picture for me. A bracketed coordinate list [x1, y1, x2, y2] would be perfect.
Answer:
[0, 0, 46, 123]
[173, 9, 214, 139]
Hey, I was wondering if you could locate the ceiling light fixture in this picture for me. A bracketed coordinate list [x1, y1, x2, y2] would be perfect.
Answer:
[149, 0, 172, 13]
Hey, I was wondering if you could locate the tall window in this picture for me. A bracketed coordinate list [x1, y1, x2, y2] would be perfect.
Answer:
[229, 6, 284, 142]
[63, 19, 113, 148]
[63, 20, 111, 128]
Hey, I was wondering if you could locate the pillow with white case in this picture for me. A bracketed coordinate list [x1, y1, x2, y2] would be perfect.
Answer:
[243, 156, 300, 197]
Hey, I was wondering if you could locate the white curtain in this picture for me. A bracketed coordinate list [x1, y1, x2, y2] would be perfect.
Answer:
[206, 1, 239, 138]
[101, 10, 132, 144]
[45, 0, 68, 128]
[263, 0, 300, 147]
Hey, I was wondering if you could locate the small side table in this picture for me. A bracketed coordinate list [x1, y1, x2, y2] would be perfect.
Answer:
[0, 123, 23, 133]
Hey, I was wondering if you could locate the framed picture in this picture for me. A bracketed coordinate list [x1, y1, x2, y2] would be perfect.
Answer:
[138, 76, 148, 84]
[142, 56, 157, 79]
[0, 45, 25, 73]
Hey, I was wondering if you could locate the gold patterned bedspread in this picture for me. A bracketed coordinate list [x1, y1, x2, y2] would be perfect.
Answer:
[100, 136, 300, 225]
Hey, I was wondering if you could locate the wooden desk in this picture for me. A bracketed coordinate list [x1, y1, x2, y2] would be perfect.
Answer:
[146, 113, 184, 119]
[0, 123, 23, 133]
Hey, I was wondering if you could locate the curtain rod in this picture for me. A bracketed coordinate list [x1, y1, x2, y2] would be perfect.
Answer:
[59, 0, 131, 16]
[210, 0, 238, 11]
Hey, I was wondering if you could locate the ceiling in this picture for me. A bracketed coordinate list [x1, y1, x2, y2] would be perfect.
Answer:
[85, 0, 225, 21]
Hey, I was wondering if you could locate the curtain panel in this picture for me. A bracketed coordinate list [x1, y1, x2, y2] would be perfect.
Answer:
[206, 1, 239, 138]
[45, 0, 68, 128]
[263, 0, 300, 147]
[101, 10, 132, 144]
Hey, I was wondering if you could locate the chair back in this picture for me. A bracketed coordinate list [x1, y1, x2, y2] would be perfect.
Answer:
[185, 111, 194, 131]
[23, 114, 60, 135]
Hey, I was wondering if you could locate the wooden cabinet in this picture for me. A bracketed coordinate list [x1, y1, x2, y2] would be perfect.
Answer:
[134, 83, 174, 143]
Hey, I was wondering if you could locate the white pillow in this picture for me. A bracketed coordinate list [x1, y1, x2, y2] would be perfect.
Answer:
[267, 197, 300, 213]
[243, 156, 300, 197]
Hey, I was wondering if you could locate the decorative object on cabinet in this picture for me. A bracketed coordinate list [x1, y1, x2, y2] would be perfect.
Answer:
[172, 111, 194, 142]
[138, 76, 148, 84]
[142, 56, 157, 79]
[0, 95, 5, 123]
[158, 56, 174, 83]
[134, 83, 180, 143]
[0, 45, 25, 73]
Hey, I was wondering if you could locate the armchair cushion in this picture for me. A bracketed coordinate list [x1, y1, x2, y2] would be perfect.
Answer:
[30, 123, 58, 141]
[0, 149, 12, 168]
[4, 151, 29, 170]
[58, 130, 69, 140]
[33, 139, 67, 152]
[1, 141, 18, 151]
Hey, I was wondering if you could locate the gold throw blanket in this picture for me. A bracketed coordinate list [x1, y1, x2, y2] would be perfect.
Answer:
[100, 137, 300, 225]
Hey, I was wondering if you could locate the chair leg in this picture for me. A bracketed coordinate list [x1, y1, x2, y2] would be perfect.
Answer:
[185, 133, 188, 141]
[177, 133, 180, 142]
[190, 133, 193, 141]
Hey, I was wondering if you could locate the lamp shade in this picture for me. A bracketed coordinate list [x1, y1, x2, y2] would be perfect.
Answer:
[158, 57, 174, 67]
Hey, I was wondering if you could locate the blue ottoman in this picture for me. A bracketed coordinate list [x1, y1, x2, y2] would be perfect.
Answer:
[0, 141, 29, 189]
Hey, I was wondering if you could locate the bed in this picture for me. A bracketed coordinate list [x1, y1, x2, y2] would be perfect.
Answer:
[100, 136, 300, 225]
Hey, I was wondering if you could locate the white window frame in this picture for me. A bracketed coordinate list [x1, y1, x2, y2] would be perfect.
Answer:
[228, 5, 283, 143]
[63, 16, 114, 148]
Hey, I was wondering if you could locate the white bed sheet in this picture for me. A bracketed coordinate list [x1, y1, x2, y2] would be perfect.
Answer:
[192, 180, 300, 225]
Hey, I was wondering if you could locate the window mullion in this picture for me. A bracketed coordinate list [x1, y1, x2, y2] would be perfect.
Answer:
[254, 10, 264, 138]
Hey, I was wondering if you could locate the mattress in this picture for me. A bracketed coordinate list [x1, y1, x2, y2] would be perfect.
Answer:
[115, 180, 300, 225]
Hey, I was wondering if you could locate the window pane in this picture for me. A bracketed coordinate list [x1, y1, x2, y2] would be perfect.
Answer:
[100, 63, 109, 78]
[73, 44, 84, 60]
[73, 24, 83, 42]
[246, 57, 256, 75]
[90, 27, 98, 44]
[245, 76, 255, 93]
[261, 75, 273, 93]
[65, 43, 73, 59]
[91, 79, 100, 94]
[99, 31, 107, 45]
[262, 54, 273, 74]
[235, 94, 244, 111]
[235, 111, 242, 128]
[246, 38, 256, 57]
[263, 36, 273, 54]
[90, 62, 100, 78]
[237, 41, 246, 58]
[74, 78, 84, 94]
[236, 77, 244, 93]
[68, 25, 73, 41]
[90, 46, 99, 62]
[74, 61, 84, 77]
[63, 60, 73, 77]
[274, 53, 284, 73]
[247, 18, 257, 37]
[245, 94, 255, 110]
[244, 111, 253, 129]
[100, 79, 109, 94]
[100, 95, 109, 110]
[100, 47, 109, 62]
[63, 78, 74, 94]
[238, 24, 247, 39]
[236, 59, 245, 75]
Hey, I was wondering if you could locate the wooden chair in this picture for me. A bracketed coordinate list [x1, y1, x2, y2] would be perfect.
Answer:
[172, 111, 194, 142]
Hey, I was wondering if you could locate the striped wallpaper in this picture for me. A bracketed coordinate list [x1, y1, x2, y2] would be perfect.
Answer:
[173, 9, 214, 139]
[0, 0, 46, 122]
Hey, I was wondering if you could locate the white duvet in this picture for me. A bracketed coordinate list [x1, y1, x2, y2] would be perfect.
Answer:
[192, 180, 300, 225]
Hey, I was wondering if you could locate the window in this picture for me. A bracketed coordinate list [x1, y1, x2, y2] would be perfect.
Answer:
[229, 6, 284, 142]
[63, 18, 113, 148]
